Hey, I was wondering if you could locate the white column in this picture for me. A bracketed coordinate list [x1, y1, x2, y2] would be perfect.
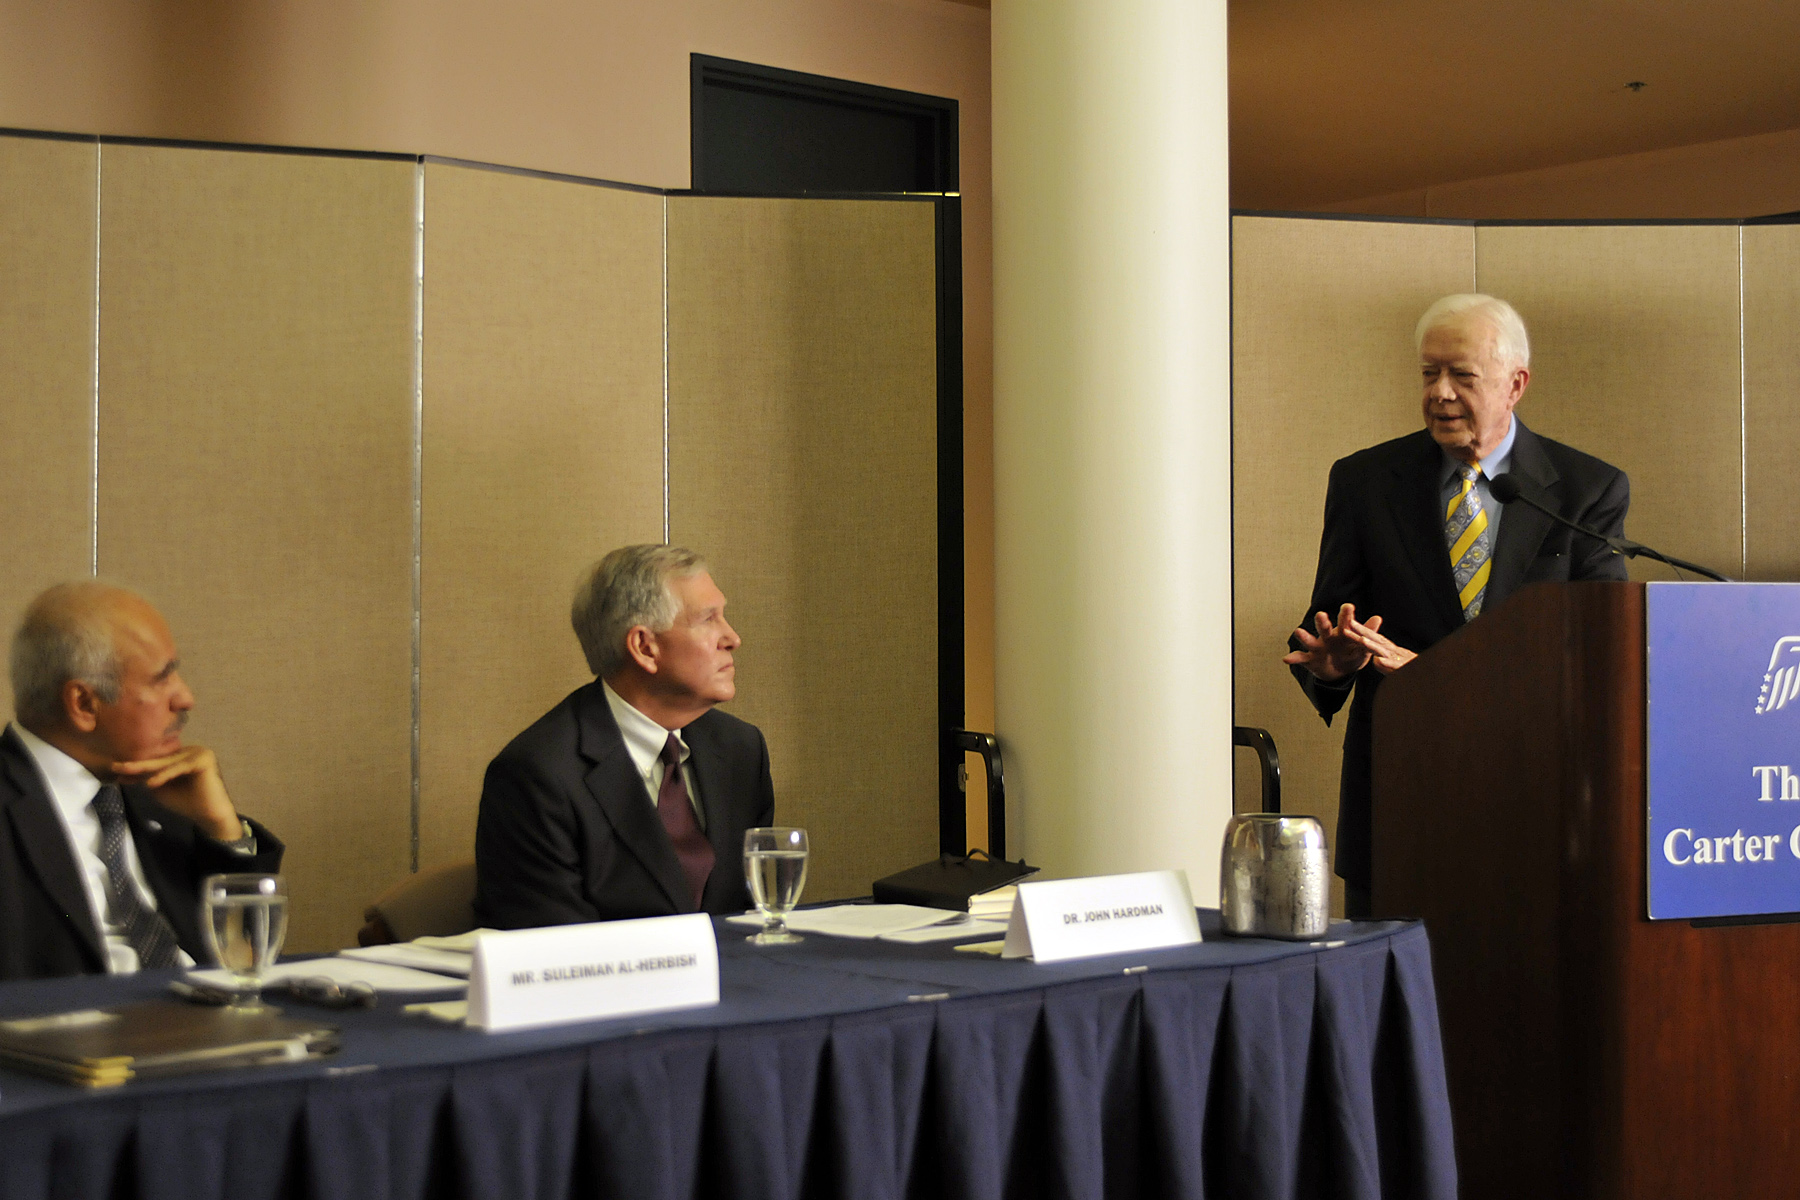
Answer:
[991, 0, 1233, 900]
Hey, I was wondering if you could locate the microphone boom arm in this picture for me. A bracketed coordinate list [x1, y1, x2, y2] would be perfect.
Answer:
[1489, 473, 1732, 583]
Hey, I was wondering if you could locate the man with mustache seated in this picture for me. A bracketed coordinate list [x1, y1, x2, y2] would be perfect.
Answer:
[0, 581, 283, 980]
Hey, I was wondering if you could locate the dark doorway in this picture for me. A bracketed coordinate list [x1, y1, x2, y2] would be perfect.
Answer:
[690, 55, 957, 195]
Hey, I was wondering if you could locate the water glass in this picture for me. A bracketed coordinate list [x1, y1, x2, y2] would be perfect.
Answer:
[199, 873, 289, 1011]
[743, 827, 809, 945]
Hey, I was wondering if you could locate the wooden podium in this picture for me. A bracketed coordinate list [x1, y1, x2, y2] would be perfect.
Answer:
[1372, 581, 1800, 1200]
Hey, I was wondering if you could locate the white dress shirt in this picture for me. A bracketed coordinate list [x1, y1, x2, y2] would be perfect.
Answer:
[601, 682, 706, 829]
[8, 721, 195, 972]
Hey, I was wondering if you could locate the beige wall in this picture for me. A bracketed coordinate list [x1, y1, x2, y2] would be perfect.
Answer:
[2, 134, 944, 950]
[0, 0, 998, 776]
[418, 164, 667, 871]
[1232, 213, 1797, 913]
[1321, 126, 1800, 220]
[668, 197, 941, 902]
[96, 144, 420, 954]
[1743, 224, 1800, 582]
[0, 0, 985, 194]
[1473, 225, 1746, 578]
[0, 136, 96, 709]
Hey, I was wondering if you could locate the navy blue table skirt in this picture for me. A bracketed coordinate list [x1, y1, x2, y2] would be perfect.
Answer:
[0, 911, 1455, 1199]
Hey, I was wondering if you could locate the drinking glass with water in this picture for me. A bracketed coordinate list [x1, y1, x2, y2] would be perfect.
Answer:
[743, 827, 808, 945]
[199, 873, 288, 1011]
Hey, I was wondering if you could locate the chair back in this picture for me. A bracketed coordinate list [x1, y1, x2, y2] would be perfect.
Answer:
[358, 860, 476, 946]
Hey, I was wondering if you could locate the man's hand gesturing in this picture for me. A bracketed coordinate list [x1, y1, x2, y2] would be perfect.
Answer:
[1283, 603, 1374, 680]
[1282, 603, 1418, 680]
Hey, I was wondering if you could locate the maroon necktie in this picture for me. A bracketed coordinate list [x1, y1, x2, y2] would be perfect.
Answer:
[657, 734, 714, 909]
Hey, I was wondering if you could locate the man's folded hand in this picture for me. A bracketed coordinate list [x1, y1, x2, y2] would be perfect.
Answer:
[111, 745, 242, 842]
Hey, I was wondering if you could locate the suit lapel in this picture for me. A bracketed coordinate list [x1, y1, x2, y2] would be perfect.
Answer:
[1486, 420, 1558, 608]
[0, 728, 106, 966]
[122, 790, 202, 952]
[576, 687, 692, 913]
[1383, 432, 1466, 633]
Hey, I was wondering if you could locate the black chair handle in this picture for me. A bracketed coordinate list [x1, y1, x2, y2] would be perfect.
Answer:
[1232, 725, 1282, 814]
[952, 729, 1007, 860]
[951, 728, 1272, 854]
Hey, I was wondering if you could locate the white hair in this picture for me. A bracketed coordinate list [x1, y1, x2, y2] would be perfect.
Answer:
[571, 545, 708, 679]
[1414, 294, 1531, 370]
[9, 581, 129, 727]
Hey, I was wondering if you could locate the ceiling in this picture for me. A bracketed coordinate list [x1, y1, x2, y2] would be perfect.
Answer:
[1229, 0, 1800, 208]
[949, 1, 1800, 206]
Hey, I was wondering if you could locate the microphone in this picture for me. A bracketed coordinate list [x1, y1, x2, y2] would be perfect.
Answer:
[1487, 473, 1731, 582]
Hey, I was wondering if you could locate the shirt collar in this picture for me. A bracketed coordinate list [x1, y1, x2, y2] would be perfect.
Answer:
[601, 681, 687, 781]
[1439, 414, 1519, 485]
[9, 721, 103, 822]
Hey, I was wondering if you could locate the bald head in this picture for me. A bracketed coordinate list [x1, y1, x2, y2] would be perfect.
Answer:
[9, 582, 192, 769]
[12, 583, 130, 726]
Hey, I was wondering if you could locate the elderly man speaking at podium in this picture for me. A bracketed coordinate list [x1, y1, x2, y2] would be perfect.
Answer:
[474, 545, 775, 929]
[1284, 294, 1630, 917]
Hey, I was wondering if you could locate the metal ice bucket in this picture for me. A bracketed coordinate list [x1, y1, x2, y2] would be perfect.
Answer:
[1219, 813, 1329, 940]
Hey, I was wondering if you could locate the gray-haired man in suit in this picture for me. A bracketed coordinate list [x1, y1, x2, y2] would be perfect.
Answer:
[1283, 295, 1630, 916]
[474, 545, 775, 928]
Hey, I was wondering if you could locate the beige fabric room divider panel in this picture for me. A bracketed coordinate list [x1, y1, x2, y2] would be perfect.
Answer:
[1230, 215, 1474, 911]
[418, 162, 665, 870]
[1743, 224, 1800, 582]
[0, 136, 98, 715]
[97, 145, 417, 952]
[667, 197, 939, 904]
[1474, 225, 1745, 580]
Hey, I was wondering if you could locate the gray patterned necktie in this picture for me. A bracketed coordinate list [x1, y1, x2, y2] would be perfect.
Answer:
[91, 785, 181, 969]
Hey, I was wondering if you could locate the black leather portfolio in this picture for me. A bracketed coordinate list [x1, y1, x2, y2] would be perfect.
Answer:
[872, 853, 1037, 912]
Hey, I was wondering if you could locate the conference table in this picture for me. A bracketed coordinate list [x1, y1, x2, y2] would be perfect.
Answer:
[0, 910, 1455, 1200]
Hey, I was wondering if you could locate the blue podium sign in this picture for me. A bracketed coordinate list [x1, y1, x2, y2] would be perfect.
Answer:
[1647, 582, 1800, 919]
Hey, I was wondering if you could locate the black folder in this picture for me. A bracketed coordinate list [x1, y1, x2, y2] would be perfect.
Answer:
[872, 852, 1037, 911]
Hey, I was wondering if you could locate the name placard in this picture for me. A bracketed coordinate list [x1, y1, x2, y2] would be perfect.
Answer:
[467, 913, 719, 1032]
[1001, 870, 1201, 963]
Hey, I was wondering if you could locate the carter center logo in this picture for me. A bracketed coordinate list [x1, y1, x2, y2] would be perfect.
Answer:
[1756, 637, 1800, 715]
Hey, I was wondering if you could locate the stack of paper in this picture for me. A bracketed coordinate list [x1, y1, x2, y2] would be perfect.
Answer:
[727, 904, 1007, 943]
[189, 956, 468, 995]
[340, 942, 476, 978]
[879, 915, 1009, 944]
[412, 930, 492, 953]
[323, 928, 501, 985]
[967, 885, 1019, 922]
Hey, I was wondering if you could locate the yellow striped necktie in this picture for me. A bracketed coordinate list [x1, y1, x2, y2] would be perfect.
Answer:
[1446, 462, 1492, 620]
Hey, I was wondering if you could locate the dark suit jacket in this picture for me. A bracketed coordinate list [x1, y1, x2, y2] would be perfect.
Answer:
[1291, 421, 1630, 891]
[472, 682, 776, 929]
[0, 725, 284, 981]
